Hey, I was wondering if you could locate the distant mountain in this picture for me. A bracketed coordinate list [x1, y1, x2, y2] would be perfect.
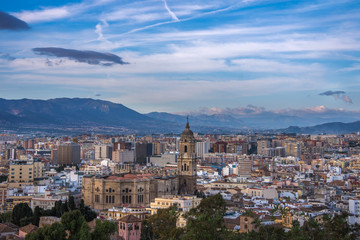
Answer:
[0, 98, 359, 134]
[146, 112, 245, 128]
[278, 121, 360, 134]
[0, 98, 178, 134]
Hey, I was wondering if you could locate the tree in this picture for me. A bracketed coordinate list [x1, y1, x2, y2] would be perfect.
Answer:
[26, 222, 66, 240]
[0, 212, 12, 223]
[141, 205, 182, 240]
[91, 219, 117, 240]
[79, 199, 97, 222]
[64, 199, 69, 212]
[32, 206, 41, 226]
[79, 221, 92, 240]
[61, 210, 86, 240]
[69, 196, 76, 211]
[182, 193, 228, 240]
[12, 203, 33, 226]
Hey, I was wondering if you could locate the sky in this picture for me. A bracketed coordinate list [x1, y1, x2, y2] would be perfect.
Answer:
[0, 0, 360, 116]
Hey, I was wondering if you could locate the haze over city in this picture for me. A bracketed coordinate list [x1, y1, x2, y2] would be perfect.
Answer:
[1, 0, 359, 118]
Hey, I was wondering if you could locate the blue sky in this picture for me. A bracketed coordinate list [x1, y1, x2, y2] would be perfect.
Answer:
[0, 0, 360, 117]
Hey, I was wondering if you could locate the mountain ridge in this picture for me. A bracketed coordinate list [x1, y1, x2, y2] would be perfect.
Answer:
[0, 98, 359, 134]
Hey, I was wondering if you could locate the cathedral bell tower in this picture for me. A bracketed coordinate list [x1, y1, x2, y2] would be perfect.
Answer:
[178, 118, 197, 195]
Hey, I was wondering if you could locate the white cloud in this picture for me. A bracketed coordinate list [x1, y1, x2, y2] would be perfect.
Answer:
[13, 7, 72, 23]
[163, 0, 179, 21]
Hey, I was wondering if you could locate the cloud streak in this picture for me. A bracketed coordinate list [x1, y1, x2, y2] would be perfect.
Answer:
[32, 47, 128, 66]
[163, 0, 179, 21]
[319, 90, 353, 104]
[0, 11, 30, 30]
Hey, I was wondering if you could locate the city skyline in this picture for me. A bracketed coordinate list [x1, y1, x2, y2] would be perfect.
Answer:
[1, 0, 360, 115]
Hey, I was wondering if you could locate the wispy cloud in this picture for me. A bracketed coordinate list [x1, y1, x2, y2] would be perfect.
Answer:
[163, 0, 179, 21]
[13, 7, 71, 23]
[0, 53, 16, 61]
[319, 90, 353, 104]
[95, 19, 109, 41]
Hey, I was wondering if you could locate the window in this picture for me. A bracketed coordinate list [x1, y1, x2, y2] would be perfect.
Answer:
[95, 195, 100, 202]
[184, 145, 188, 152]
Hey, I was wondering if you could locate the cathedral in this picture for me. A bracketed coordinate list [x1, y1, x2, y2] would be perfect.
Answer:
[177, 119, 197, 195]
[82, 120, 197, 210]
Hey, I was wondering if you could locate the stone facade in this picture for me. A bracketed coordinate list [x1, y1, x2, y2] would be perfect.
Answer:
[81, 121, 197, 210]
[177, 120, 197, 195]
[82, 173, 178, 210]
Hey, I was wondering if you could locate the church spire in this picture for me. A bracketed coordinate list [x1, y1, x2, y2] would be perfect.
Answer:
[186, 116, 190, 129]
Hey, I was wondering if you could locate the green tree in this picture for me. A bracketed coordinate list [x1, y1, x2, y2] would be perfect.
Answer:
[0, 212, 12, 223]
[12, 203, 33, 226]
[61, 210, 86, 240]
[69, 196, 76, 210]
[141, 205, 182, 240]
[32, 206, 41, 226]
[91, 219, 117, 240]
[79, 199, 97, 222]
[64, 199, 69, 212]
[183, 193, 228, 240]
[79, 221, 92, 240]
[26, 222, 66, 240]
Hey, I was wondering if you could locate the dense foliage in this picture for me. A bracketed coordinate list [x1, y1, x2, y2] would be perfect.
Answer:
[26, 210, 116, 240]
[8, 198, 97, 228]
[141, 194, 360, 240]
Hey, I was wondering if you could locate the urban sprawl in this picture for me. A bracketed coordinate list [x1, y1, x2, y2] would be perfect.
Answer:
[1, 122, 360, 239]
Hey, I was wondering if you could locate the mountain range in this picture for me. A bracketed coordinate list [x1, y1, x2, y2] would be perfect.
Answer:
[0, 98, 359, 134]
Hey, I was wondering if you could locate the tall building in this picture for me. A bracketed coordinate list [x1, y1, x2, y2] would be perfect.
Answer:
[239, 157, 252, 178]
[284, 141, 301, 158]
[57, 143, 81, 165]
[195, 140, 210, 158]
[135, 142, 152, 164]
[213, 141, 227, 153]
[112, 149, 134, 163]
[113, 142, 131, 151]
[8, 159, 44, 188]
[257, 139, 271, 156]
[177, 120, 197, 195]
[95, 145, 113, 160]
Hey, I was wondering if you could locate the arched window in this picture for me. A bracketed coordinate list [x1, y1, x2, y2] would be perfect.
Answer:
[184, 145, 188, 152]
[184, 164, 187, 171]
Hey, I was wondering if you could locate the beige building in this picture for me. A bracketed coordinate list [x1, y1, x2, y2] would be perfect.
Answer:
[82, 173, 178, 210]
[112, 149, 134, 163]
[8, 159, 44, 188]
[148, 195, 202, 227]
[82, 121, 198, 210]
[57, 143, 81, 165]
[107, 206, 150, 221]
[242, 188, 278, 199]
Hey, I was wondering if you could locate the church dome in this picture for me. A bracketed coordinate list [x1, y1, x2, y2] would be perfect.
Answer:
[180, 120, 195, 141]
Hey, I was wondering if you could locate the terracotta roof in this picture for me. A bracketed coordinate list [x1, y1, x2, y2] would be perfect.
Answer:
[0, 224, 16, 234]
[119, 214, 142, 223]
[19, 224, 38, 234]
[2, 222, 19, 230]
[106, 174, 154, 180]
